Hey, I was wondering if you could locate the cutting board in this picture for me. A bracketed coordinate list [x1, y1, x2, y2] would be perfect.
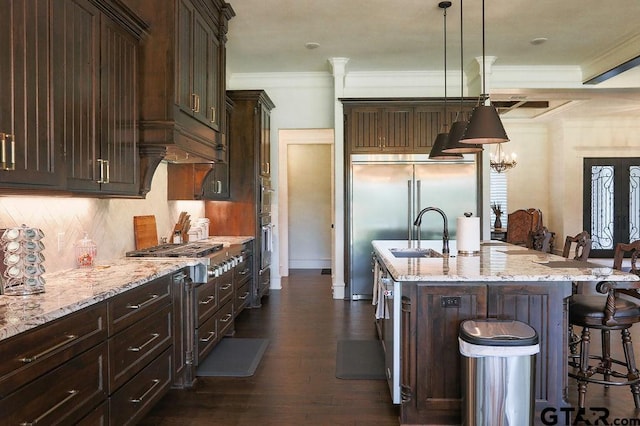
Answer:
[133, 215, 158, 249]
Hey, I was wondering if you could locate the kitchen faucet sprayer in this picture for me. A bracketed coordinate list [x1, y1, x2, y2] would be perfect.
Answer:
[413, 207, 450, 255]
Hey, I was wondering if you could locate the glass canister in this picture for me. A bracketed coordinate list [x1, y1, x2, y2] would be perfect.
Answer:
[75, 233, 97, 268]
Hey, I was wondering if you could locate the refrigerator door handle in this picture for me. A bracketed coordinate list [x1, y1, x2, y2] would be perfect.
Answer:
[416, 179, 422, 218]
[407, 179, 413, 241]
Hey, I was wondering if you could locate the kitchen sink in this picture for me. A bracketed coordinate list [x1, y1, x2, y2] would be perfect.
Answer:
[389, 248, 443, 258]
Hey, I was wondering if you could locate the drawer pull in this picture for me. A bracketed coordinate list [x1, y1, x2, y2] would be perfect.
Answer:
[199, 295, 215, 305]
[220, 313, 232, 323]
[127, 333, 160, 352]
[239, 292, 250, 300]
[126, 294, 159, 310]
[20, 389, 78, 425]
[220, 283, 232, 290]
[199, 331, 216, 343]
[239, 268, 250, 275]
[129, 379, 160, 404]
[19, 334, 78, 363]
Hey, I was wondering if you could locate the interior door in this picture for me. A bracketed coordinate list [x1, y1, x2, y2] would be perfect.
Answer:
[583, 158, 640, 257]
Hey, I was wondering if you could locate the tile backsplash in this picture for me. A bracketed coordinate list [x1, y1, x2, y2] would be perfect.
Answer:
[0, 163, 205, 272]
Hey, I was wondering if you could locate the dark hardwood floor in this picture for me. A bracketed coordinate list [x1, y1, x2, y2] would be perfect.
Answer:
[139, 271, 399, 425]
[140, 271, 640, 425]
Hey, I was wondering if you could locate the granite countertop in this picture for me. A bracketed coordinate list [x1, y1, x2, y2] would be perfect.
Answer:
[0, 236, 254, 342]
[373, 240, 640, 283]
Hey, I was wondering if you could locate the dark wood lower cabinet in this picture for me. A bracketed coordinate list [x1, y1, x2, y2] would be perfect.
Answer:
[399, 280, 572, 425]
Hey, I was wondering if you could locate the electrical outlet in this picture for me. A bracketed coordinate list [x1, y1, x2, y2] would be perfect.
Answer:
[441, 296, 461, 308]
[57, 232, 65, 251]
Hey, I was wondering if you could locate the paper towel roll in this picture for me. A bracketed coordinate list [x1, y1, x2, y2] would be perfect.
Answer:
[457, 216, 480, 254]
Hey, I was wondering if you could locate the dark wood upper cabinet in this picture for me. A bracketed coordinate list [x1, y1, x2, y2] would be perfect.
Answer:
[0, 0, 146, 196]
[0, 0, 65, 189]
[342, 99, 475, 155]
[59, 0, 144, 196]
[125, 0, 235, 195]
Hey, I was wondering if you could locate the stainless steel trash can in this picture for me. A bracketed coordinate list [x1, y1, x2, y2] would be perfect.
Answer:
[459, 319, 539, 426]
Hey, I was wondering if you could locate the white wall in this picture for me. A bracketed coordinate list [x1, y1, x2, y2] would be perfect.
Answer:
[0, 163, 204, 272]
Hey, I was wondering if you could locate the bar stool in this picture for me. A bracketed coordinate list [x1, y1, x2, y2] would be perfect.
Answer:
[568, 240, 640, 408]
[563, 232, 592, 355]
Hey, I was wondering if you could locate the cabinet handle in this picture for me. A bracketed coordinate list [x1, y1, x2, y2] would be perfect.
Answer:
[195, 94, 200, 113]
[220, 283, 232, 290]
[1, 133, 16, 171]
[210, 106, 216, 123]
[127, 332, 160, 352]
[216, 180, 222, 194]
[96, 159, 110, 184]
[20, 390, 79, 426]
[220, 313, 232, 323]
[239, 268, 249, 276]
[239, 292, 250, 300]
[129, 378, 160, 404]
[191, 93, 198, 112]
[199, 330, 216, 343]
[1, 133, 6, 169]
[126, 293, 159, 309]
[199, 295, 215, 305]
[19, 334, 78, 363]
[266, 162, 270, 174]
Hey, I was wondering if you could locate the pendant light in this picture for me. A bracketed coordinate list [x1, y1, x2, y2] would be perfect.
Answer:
[443, 0, 482, 153]
[429, 1, 463, 160]
[459, 0, 509, 144]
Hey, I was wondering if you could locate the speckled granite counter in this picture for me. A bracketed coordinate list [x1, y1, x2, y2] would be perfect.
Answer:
[372, 240, 640, 283]
[0, 236, 253, 341]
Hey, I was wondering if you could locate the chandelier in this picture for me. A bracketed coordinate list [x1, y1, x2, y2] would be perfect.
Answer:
[490, 143, 517, 173]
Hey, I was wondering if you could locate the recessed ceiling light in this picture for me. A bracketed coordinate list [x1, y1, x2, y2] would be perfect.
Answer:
[305, 42, 320, 50]
[530, 37, 548, 46]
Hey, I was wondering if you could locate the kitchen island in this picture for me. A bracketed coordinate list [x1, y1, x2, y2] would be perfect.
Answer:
[372, 239, 640, 425]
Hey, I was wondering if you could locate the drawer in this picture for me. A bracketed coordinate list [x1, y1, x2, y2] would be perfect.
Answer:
[108, 304, 172, 392]
[108, 274, 171, 336]
[258, 267, 270, 296]
[196, 279, 218, 325]
[216, 299, 234, 338]
[234, 281, 251, 315]
[77, 400, 109, 425]
[109, 347, 172, 426]
[0, 343, 108, 425]
[234, 256, 252, 284]
[0, 302, 107, 397]
[196, 310, 218, 363]
[217, 270, 234, 306]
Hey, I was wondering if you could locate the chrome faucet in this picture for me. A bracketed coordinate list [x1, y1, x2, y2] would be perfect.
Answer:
[413, 207, 450, 255]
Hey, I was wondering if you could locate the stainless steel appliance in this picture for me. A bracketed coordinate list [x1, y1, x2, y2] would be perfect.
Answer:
[349, 154, 478, 300]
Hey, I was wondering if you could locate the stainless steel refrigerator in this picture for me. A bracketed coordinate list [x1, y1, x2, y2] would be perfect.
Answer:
[348, 154, 479, 300]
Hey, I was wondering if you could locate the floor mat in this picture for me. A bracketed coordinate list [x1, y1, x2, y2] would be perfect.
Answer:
[335, 339, 385, 380]
[196, 338, 269, 377]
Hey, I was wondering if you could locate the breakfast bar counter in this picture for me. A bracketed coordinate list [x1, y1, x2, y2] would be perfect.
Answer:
[372, 240, 639, 425]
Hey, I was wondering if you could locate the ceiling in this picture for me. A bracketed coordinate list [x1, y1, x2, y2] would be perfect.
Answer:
[226, 0, 640, 75]
[225, 0, 640, 119]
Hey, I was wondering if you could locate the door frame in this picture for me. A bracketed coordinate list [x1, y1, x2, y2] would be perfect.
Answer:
[278, 129, 335, 277]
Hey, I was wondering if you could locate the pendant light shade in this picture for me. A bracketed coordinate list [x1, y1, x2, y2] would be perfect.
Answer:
[445, 119, 482, 153]
[459, 0, 509, 145]
[443, 0, 482, 153]
[429, 132, 463, 160]
[460, 104, 509, 144]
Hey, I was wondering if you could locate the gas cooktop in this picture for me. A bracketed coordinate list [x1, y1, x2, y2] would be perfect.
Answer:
[126, 242, 223, 258]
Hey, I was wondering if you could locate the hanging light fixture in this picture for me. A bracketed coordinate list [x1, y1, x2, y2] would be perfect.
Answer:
[443, 0, 482, 154]
[459, 0, 509, 144]
[429, 1, 463, 160]
[489, 143, 517, 172]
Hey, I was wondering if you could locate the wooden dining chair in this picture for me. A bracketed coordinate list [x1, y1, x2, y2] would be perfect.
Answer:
[562, 231, 592, 261]
[568, 240, 640, 408]
[506, 209, 535, 246]
[529, 226, 553, 253]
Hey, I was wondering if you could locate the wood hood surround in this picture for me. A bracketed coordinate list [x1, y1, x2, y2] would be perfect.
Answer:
[130, 0, 235, 196]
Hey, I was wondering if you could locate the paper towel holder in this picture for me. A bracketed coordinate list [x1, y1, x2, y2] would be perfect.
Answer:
[457, 213, 481, 256]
